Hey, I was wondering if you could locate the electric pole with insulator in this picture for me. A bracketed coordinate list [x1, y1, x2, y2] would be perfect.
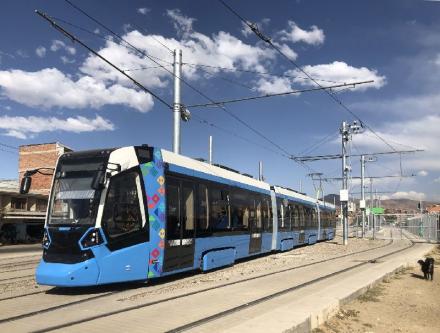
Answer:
[340, 120, 362, 245]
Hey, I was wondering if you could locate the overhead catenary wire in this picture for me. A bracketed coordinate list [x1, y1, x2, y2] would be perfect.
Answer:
[182, 62, 346, 85]
[51, 16, 172, 65]
[63, 0, 296, 159]
[217, 0, 399, 153]
[187, 80, 373, 108]
[36, 11, 173, 109]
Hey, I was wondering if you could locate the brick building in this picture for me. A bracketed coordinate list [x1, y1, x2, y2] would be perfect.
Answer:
[0, 142, 72, 243]
[18, 143, 72, 195]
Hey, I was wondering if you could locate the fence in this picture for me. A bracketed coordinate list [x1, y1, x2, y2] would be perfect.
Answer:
[347, 213, 440, 243]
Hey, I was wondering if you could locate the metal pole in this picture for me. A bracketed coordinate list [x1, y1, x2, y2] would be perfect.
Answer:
[341, 121, 349, 245]
[361, 155, 365, 238]
[370, 177, 375, 239]
[209, 135, 213, 164]
[259, 161, 264, 181]
[173, 49, 182, 154]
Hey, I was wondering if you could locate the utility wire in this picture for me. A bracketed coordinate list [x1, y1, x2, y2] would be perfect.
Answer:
[63, 0, 296, 158]
[298, 130, 339, 156]
[51, 16, 170, 65]
[217, 0, 398, 153]
[187, 81, 373, 108]
[183, 62, 344, 85]
[131, 23, 174, 54]
[37, 10, 173, 109]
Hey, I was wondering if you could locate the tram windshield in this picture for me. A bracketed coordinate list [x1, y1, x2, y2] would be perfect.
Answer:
[48, 156, 108, 226]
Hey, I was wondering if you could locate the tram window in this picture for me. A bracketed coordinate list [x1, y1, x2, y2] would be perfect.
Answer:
[299, 205, 305, 228]
[102, 171, 143, 238]
[277, 200, 283, 229]
[256, 198, 262, 230]
[210, 187, 229, 231]
[292, 205, 299, 229]
[230, 189, 249, 231]
[182, 184, 194, 231]
[166, 182, 180, 240]
[310, 209, 315, 228]
[197, 184, 209, 232]
[262, 197, 272, 232]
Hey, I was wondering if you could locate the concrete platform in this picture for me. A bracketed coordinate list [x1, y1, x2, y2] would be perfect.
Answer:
[191, 242, 435, 333]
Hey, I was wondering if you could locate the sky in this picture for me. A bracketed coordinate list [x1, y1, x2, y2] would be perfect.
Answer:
[0, 0, 439, 202]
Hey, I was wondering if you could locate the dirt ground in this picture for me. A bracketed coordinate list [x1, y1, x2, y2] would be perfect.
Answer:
[313, 245, 440, 333]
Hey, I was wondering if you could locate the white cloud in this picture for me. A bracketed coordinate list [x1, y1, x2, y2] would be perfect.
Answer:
[391, 191, 426, 201]
[0, 115, 114, 139]
[290, 61, 386, 90]
[254, 76, 293, 94]
[35, 46, 46, 58]
[0, 68, 154, 112]
[50, 40, 76, 55]
[137, 7, 150, 15]
[166, 9, 196, 37]
[434, 177, 440, 183]
[352, 93, 440, 118]
[352, 115, 440, 174]
[418, 170, 428, 176]
[60, 56, 75, 64]
[81, 28, 276, 89]
[16, 50, 29, 58]
[279, 21, 325, 45]
[255, 61, 385, 94]
[434, 54, 440, 66]
[122, 23, 132, 33]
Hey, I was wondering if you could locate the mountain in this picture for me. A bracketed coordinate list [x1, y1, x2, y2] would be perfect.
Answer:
[324, 194, 438, 213]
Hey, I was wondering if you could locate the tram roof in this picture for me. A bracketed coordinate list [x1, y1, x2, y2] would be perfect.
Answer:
[161, 149, 271, 193]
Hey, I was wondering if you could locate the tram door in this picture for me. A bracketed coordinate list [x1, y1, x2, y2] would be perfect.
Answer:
[163, 177, 196, 272]
[249, 196, 262, 254]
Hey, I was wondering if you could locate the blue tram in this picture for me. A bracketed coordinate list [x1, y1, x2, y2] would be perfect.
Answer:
[32, 145, 335, 286]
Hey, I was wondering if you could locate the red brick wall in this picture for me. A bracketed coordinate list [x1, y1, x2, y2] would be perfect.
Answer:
[18, 143, 72, 195]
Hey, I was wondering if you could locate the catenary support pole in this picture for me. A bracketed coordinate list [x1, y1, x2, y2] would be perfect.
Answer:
[370, 177, 375, 239]
[361, 155, 366, 238]
[341, 121, 349, 246]
[173, 49, 182, 154]
[259, 161, 264, 181]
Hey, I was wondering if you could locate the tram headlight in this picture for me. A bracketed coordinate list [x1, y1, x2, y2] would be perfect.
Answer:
[80, 228, 104, 249]
[42, 229, 51, 249]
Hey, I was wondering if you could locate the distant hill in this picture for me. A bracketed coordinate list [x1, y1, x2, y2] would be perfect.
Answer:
[324, 194, 438, 213]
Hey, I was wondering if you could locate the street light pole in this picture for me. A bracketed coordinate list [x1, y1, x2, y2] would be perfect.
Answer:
[173, 49, 182, 154]
[360, 155, 366, 237]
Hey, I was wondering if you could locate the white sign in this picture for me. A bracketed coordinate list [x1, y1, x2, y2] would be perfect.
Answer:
[359, 199, 366, 209]
[339, 189, 349, 202]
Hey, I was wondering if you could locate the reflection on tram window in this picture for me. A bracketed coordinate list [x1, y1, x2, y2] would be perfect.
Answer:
[102, 171, 142, 238]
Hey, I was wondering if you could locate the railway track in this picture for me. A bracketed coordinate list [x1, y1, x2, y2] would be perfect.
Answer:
[0, 236, 406, 332]
[168, 236, 413, 332]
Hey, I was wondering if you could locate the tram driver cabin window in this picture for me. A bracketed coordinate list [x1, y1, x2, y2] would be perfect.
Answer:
[102, 171, 142, 238]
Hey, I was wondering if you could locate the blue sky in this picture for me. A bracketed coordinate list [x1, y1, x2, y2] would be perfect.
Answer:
[0, 0, 439, 202]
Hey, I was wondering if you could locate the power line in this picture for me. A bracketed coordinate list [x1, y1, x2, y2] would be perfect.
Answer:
[217, 0, 399, 153]
[63, 0, 296, 159]
[131, 23, 174, 54]
[291, 149, 424, 162]
[187, 80, 373, 108]
[182, 62, 345, 85]
[51, 16, 170, 65]
[298, 130, 339, 156]
[37, 10, 173, 109]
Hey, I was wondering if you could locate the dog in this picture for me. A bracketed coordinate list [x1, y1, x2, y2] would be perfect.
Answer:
[417, 257, 434, 281]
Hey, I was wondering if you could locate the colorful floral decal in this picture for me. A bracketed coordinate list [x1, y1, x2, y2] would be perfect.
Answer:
[140, 148, 165, 278]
